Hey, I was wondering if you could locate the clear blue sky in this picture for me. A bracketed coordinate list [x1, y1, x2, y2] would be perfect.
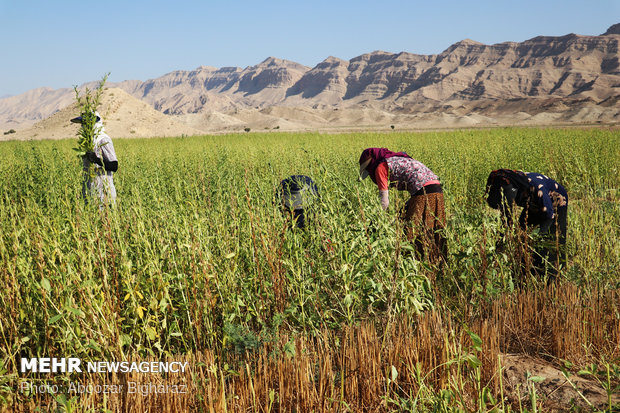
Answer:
[1, 0, 618, 97]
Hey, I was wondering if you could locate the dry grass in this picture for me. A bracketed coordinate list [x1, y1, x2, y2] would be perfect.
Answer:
[7, 282, 618, 412]
[481, 283, 620, 362]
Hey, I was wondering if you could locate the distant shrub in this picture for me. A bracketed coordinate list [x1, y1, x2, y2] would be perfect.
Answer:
[3, 129, 16, 135]
[390, 125, 395, 130]
[244, 127, 251, 133]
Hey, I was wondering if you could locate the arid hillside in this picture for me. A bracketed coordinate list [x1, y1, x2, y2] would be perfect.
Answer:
[5, 88, 202, 141]
[1, 23, 619, 138]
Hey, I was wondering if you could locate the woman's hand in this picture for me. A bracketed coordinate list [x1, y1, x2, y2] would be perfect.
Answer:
[379, 190, 389, 210]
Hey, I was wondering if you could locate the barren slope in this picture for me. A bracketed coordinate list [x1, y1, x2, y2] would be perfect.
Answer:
[3, 88, 203, 141]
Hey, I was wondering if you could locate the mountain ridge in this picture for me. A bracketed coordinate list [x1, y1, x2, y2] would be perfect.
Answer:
[1, 23, 619, 134]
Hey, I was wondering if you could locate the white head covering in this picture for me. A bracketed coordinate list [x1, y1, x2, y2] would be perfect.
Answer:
[92, 111, 107, 145]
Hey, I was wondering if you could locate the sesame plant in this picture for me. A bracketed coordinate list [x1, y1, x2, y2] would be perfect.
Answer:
[72, 72, 109, 157]
[0, 128, 618, 411]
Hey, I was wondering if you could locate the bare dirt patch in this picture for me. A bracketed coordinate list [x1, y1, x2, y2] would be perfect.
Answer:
[502, 353, 619, 411]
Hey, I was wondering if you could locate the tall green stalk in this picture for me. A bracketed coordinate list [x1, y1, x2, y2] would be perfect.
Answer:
[72, 72, 109, 156]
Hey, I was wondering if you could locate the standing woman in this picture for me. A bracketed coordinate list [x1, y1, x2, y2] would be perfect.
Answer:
[359, 148, 447, 263]
[71, 111, 118, 206]
[485, 169, 568, 281]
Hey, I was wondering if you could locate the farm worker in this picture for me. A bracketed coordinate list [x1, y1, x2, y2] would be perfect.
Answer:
[359, 148, 447, 263]
[278, 175, 319, 229]
[71, 112, 118, 205]
[485, 169, 568, 282]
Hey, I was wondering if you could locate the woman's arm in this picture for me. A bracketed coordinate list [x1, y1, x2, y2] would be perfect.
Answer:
[376, 162, 390, 210]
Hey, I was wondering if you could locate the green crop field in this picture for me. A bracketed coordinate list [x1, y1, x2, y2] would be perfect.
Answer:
[1, 128, 619, 411]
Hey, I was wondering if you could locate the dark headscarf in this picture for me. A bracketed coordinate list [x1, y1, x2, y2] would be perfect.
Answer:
[485, 169, 530, 209]
[359, 148, 410, 184]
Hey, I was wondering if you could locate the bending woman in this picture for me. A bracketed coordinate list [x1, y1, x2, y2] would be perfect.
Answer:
[359, 148, 447, 263]
[278, 175, 319, 229]
[486, 169, 568, 281]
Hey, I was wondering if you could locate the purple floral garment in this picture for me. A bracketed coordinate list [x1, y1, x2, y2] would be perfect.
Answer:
[386, 156, 439, 195]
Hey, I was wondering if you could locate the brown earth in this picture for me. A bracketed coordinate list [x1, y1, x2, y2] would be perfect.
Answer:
[2, 88, 619, 141]
[502, 354, 619, 411]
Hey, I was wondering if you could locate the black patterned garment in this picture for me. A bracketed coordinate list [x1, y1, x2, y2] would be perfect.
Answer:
[486, 169, 568, 237]
[486, 169, 568, 282]
[525, 172, 568, 220]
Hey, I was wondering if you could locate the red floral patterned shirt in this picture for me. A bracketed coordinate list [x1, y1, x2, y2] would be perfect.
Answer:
[375, 157, 439, 194]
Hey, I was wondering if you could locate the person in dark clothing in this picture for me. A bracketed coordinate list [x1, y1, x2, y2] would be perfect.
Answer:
[278, 175, 319, 229]
[486, 169, 568, 282]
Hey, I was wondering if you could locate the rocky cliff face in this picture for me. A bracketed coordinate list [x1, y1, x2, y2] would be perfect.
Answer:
[118, 27, 620, 112]
[603, 23, 620, 35]
[285, 56, 350, 105]
[122, 57, 309, 114]
[2, 24, 619, 127]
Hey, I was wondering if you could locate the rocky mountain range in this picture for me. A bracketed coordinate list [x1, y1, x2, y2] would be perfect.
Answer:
[2, 23, 619, 137]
